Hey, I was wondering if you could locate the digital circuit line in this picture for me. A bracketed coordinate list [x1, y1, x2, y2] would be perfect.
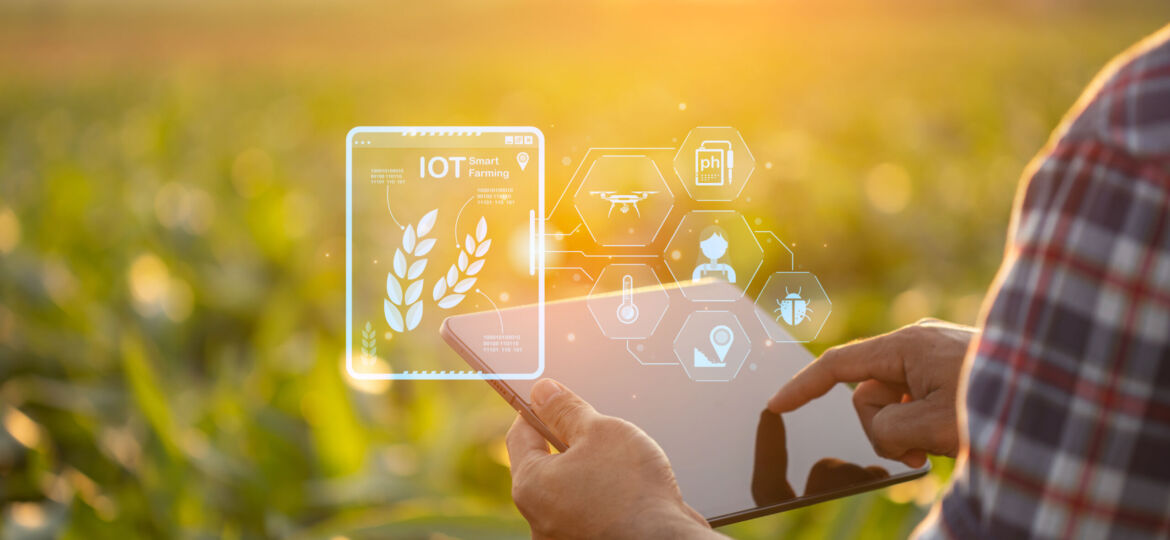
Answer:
[476, 289, 505, 334]
[752, 230, 796, 271]
[543, 223, 581, 237]
[546, 266, 595, 281]
[545, 250, 660, 259]
[453, 195, 475, 245]
[385, 183, 403, 229]
[625, 339, 679, 366]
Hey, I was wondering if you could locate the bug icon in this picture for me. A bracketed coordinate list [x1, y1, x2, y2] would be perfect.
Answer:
[773, 287, 812, 326]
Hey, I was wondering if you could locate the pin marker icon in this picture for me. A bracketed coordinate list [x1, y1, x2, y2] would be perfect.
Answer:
[517, 152, 530, 171]
[710, 325, 733, 363]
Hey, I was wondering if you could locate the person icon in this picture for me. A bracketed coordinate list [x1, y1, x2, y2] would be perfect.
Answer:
[691, 229, 736, 283]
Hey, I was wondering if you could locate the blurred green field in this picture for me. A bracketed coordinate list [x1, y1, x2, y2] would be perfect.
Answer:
[1, 1, 1168, 538]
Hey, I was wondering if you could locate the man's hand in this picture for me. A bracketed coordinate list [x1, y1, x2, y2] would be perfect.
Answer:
[506, 379, 720, 540]
[767, 319, 976, 467]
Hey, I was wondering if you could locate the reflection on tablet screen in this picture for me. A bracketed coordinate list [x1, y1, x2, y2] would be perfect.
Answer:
[751, 409, 889, 507]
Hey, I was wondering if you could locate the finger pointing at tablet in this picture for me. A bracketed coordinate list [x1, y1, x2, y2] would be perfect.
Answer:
[766, 319, 976, 466]
[766, 329, 910, 414]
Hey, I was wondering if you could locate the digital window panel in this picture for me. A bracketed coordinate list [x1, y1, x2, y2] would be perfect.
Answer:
[346, 127, 545, 380]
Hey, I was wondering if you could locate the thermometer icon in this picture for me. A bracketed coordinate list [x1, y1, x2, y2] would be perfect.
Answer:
[616, 274, 639, 325]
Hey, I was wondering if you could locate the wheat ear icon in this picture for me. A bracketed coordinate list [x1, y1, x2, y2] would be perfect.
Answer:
[361, 321, 377, 364]
[385, 209, 438, 332]
[433, 216, 490, 309]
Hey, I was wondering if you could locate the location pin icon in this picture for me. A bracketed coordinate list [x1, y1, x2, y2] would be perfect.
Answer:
[710, 325, 733, 363]
[517, 152, 530, 171]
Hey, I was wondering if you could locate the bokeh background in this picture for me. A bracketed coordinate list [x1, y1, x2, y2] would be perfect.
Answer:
[2, 1, 1168, 538]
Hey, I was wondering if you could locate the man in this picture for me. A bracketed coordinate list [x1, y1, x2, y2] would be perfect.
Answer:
[506, 25, 1170, 539]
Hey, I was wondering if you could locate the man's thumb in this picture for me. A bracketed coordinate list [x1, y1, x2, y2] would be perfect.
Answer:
[531, 379, 597, 446]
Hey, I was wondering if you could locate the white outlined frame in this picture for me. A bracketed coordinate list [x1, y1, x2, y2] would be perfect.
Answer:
[571, 155, 675, 248]
[625, 339, 680, 366]
[345, 126, 545, 380]
[663, 210, 765, 302]
[585, 264, 671, 340]
[672, 127, 756, 202]
[548, 147, 674, 222]
[672, 310, 752, 382]
[752, 272, 832, 343]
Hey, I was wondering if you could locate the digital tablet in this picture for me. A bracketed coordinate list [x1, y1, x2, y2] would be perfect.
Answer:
[440, 281, 930, 527]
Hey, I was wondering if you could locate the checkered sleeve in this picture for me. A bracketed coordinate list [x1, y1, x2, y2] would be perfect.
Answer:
[916, 26, 1170, 539]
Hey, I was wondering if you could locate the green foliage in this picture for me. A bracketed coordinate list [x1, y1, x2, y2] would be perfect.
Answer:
[0, 1, 1166, 538]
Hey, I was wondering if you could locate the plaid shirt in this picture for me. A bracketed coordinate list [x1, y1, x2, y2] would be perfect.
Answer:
[917, 26, 1170, 539]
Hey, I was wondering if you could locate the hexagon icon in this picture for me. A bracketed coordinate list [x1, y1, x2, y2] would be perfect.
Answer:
[664, 210, 764, 302]
[587, 264, 670, 339]
[573, 155, 674, 247]
[673, 127, 756, 202]
[674, 310, 751, 382]
[753, 272, 831, 343]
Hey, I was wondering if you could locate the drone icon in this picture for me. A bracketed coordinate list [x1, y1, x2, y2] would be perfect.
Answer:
[590, 191, 657, 217]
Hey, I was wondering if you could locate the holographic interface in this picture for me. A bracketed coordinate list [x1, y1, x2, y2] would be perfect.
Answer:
[546, 127, 832, 383]
[346, 127, 545, 380]
[347, 126, 830, 383]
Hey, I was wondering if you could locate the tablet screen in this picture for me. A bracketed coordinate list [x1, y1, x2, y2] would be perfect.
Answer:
[443, 281, 928, 524]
